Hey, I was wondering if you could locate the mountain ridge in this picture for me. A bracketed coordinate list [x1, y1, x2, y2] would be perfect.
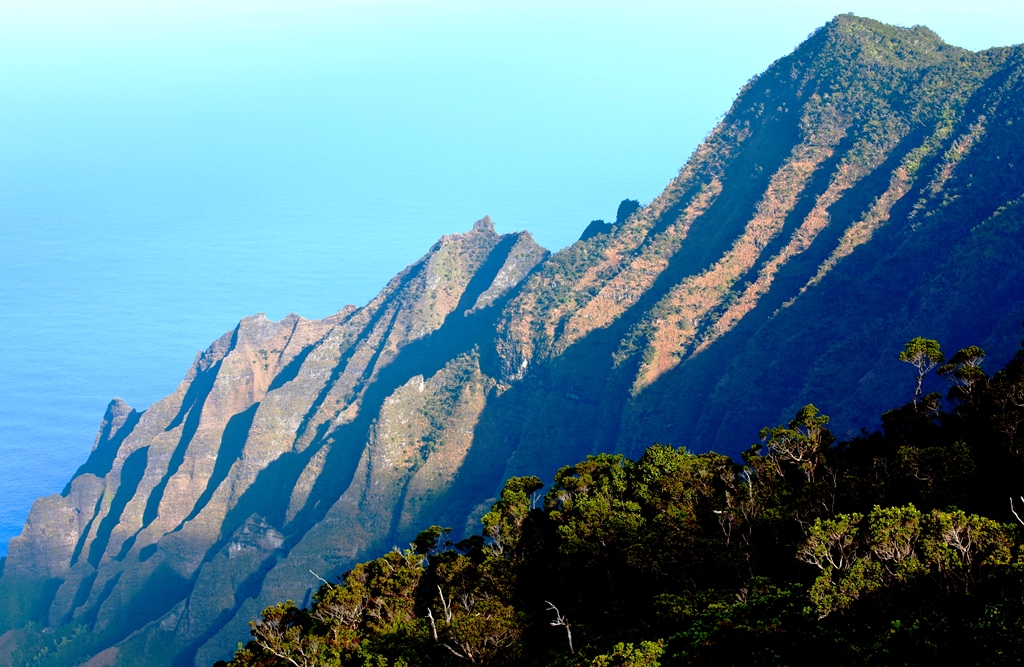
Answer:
[3, 14, 1024, 666]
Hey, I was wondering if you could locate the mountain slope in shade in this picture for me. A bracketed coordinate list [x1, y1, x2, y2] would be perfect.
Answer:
[3, 15, 1024, 667]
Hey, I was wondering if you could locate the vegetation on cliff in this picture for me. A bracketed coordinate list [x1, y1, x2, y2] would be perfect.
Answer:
[216, 330, 1024, 666]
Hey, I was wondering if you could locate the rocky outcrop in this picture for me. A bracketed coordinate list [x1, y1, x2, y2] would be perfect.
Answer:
[3, 15, 1024, 667]
[0, 220, 551, 665]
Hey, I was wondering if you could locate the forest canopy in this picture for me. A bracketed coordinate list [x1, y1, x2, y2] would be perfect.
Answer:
[218, 332, 1024, 666]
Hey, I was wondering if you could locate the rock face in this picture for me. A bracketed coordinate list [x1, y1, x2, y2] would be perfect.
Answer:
[4, 15, 1024, 667]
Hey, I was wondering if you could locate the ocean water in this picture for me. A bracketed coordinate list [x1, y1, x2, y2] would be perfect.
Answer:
[2, 1, 1020, 556]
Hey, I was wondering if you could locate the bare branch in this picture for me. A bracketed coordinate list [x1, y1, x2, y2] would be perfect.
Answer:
[426, 608, 438, 641]
[442, 642, 471, 661]
[254, 641, 304, 667]
[545, 601, 573, 654]
[309, 570, 331, 588]
[438, 585, 453, 623]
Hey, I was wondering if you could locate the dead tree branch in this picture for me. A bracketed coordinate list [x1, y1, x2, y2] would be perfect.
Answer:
[545, 601, 573, 654]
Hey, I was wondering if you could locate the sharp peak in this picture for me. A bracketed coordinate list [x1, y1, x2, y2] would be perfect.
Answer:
[239, 312, 301, 325]
[106, 397, 132, 412]
[730, 13, 966, 103]
[428, 216, 498, 249]
[815, 13, 950, 50]
[427, 216, 502, 251]
[467, 217, 545, 247]
[471, 216, 496, 234]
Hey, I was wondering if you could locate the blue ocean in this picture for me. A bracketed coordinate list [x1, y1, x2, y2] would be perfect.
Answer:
[1, 1, 1016, 554]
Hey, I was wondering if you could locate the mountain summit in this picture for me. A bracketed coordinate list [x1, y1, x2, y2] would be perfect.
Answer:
[3, 15, 1024, 666]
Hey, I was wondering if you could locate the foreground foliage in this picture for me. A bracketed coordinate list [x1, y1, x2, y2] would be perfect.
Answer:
[221, 333, 1024, 666]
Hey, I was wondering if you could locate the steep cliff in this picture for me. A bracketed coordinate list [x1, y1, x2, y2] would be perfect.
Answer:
[3, 15, 1024, 667]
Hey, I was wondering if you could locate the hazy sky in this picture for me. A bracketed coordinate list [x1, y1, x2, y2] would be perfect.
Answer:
[3, 1, 1021, 253]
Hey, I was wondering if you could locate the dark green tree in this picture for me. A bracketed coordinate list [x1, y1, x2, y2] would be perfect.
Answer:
[899, 337, 945, 409]
[938, 346, 988, 409]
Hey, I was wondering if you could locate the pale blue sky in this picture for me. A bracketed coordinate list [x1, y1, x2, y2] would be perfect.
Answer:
[3, 1, 1021, 250]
